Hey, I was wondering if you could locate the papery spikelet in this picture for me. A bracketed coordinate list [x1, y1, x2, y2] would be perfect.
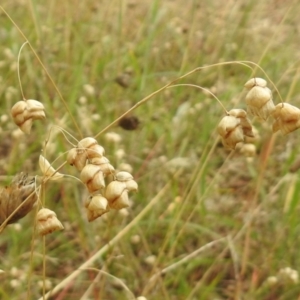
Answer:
[67, 148, 87, 171]
[115, 171, 138, 191]
[78, 137, 97, 149]
[228, 109, 254, 137]
[36, 208, 64, 236]
[78, 137, 105, 159]
[26, 100, 46, 120]
[85, 194, 109, 221]
[124, 180, 138, 192]
[246, 86, 272, 107]
[217, 115, 244, 149]
[11, 101, 27, 125]
[87, 144, 105, 159]
[80, 164, 105, 193]
[107, 188, 130, 210]
[272, 103, 300, 134]
[244, 77, 267, 89]
[39, 155, 63, 181]
[90, 157, 115, 175]
[244, 79, 275, 120]
[87, 194, 108, 211]
[19, 118, 33, 134]
[115, 171, 134, 182]
[66, 148, 77, 165]
[11, 99, 45, 134]
[105, 180, 129, 210]
[86, 208, 109, 222]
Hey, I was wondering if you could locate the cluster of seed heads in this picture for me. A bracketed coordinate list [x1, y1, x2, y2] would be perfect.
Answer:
[217, 77, 300, 151]
[7, 76, 297, 235]
[7, 95, 138, 235]
[67, 137, 138, 222]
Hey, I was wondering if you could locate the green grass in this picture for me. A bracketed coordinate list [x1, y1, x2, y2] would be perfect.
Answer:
[1, 0, 300, 299]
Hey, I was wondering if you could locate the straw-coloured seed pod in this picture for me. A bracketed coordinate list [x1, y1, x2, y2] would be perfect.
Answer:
[105, 181, 130, 210]
[11, 100, 46, 134]
[19, 119, 33, 135]
[246, 86, 272, 107]
[78, 137, 105, 159]
[26, 100, 46, 119]
[80, 164, 105, 193]
[272, 103, 300, 134]
[11, 101, 27, 125]
[36, 208, 64, 236]
[244, 79, 275, 120]
[228, 109, 254, 138]
[124, 180, 138, 192]
[90, 157, 115, 176]
[109, 189, 130, 210]
[85, 194, 109, 221]
[78, 137, 98, 149]
[0, 173, 37, 226]
[115, 171, 138, 191]
[217, 115, 244, 149]
[67, 148, 87, 171]
[115, 171, 133, 182]
[244, 77, 267, 89]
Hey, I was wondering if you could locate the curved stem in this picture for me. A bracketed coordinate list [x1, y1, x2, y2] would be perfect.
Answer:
[94, 60, 272, 138]
[168, 84, 228, 114]
[17, 41, 29, 101]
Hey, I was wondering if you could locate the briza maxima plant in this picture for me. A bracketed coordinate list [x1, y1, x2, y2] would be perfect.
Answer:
[5, 70, 298, 234]
[1, 34, 300, 299]
[3, 53, 300, 234]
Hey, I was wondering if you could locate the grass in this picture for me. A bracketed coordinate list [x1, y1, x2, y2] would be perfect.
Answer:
[1, 0, 300, 299]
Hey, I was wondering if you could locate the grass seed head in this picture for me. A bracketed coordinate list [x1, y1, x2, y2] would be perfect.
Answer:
[228, 109, 254, 137]
[11, 99, 45, 134]
[67, 148, 87, 171]
[80, 164, 106, 193]
[85, 194, 109, 221]
[115, 171, 138, 192]
[78, 137, 105, 159]
[245, 79, 275, 120]
[272, 103, 300, 134]
[90, 157, 115, 176]
[217, 115, 244, 149]
[36, 208, 64, 236]
[105, 181, 130, 210]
